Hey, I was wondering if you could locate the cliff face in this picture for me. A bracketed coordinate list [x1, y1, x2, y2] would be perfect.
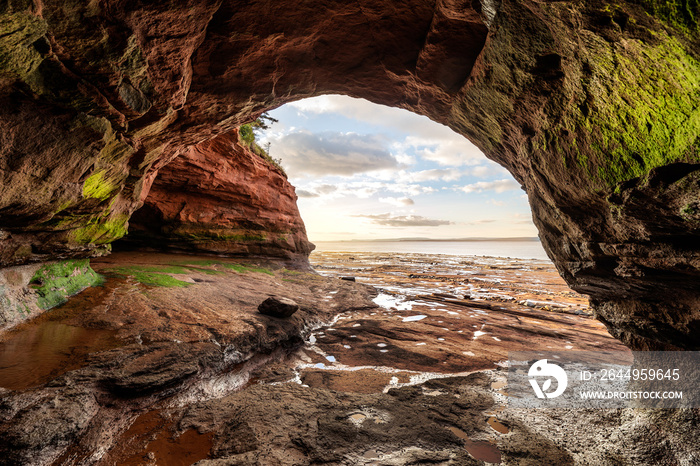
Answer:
[0, 0, 698, 349]
[124, 129, 313, 261]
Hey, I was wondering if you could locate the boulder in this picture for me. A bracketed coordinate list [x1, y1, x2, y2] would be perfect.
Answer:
[258, 296, 299, 318]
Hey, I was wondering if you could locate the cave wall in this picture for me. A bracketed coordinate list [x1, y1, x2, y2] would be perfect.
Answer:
[0, 0, 698, 349]
[123, 129, 313, 262]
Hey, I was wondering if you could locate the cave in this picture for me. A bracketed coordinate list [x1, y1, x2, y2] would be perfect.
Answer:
[1, 0, 697, 351]
[1, 1, 699, 463]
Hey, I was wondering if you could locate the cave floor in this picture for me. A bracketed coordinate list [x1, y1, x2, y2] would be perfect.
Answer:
[1, 251, 696, 465]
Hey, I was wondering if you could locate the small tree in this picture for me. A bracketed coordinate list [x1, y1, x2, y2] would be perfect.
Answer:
[252, 113, 278, 131]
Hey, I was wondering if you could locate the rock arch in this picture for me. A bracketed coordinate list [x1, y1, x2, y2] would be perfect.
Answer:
[0, 0, 698, 349]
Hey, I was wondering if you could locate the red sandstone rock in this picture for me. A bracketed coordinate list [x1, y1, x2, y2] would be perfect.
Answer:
[125, 130, 313, 261]
[0, 1, 698, 349]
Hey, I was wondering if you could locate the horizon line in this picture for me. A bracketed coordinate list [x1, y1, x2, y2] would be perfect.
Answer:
[310, 236, 540, 243]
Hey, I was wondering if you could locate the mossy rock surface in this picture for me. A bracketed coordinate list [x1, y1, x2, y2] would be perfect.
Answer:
[30, 259, 104, 310]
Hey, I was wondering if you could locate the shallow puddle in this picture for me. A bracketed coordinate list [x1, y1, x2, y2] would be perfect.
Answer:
[487, 416, 510, 434]
[100, 410, 214, 466]
[447, 426, 502, 463]
[0, 320, 118, 390]
[491, 380, 507, 390]
[0, 277, 126, 390]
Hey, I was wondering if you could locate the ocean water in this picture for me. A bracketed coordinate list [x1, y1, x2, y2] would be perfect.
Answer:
[311, 240, 550, 261]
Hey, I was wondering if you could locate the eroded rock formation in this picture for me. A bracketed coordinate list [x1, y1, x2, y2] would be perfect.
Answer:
[0, 0, 698, 349]
[123, 129, 313, 262]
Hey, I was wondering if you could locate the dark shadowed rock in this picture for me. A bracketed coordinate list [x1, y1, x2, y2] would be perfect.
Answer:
[258, 296, 300, 318]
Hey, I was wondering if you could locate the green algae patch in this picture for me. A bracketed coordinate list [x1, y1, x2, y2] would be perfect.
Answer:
[108, 265, 191, 288]
[83, 171, 119, 201]
[221, 264, 274, 275]
[555, 30, 700, 188]
[72, 213, 129, 244]
[170, 259, 275, 276]
[634, 0, 699, 33]
[183, 232, 267, 242]
[30, 260, 104, 310]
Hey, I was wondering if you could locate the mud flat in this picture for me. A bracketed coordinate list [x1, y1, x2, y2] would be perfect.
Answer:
[0, 251, 697, 465]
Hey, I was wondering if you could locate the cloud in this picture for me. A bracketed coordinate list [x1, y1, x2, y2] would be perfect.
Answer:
[456, 179, 521, 194]
[468, 164, 510, 177]
[406, 136, 485, 167]
[293, 180, 434, 201]
[354, 213, 453, 227]
[402, 169, 463, 182]
[296, 189, 319, 198]
[270, 131, 398, 177]
[296, 184, 338, 198]
[467, 219, 497, 225]
[288, 95, 487, 166]
[379, 197, 415, 207]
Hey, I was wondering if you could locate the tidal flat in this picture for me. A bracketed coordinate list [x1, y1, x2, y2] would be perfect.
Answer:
[0, 251, 696, 465]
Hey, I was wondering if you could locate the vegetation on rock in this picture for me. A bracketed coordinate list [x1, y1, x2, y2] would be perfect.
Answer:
[30, 259, 103, 310]
[238, 113, 286, 175]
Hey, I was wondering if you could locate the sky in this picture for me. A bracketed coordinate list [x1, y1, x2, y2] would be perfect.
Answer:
[257, 95, 538, 242]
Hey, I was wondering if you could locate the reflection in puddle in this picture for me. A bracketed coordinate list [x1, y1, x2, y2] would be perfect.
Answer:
[402, 315, 427, 322]
[447, 426, 502, 463]
[487, 416, 510, 434]
[0, 276, 126, 391]
[373, 293, 413, 310]
[0, 320, 119, 390]
[363, 449, 380, 459]
[350, 413, 367, 422]
[101, 410, 214, 466]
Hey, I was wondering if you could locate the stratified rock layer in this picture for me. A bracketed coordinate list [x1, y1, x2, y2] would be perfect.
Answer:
[124, 129, 313, 262]
[0, 1, 698, 349]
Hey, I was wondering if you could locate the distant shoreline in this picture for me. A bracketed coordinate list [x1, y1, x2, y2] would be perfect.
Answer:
[311, 238, 549, 261]
[313, 237, 540, 243]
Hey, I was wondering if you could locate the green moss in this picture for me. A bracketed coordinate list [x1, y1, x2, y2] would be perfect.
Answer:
[561, 31, 700, 187]
[72, 213, 129, 244]
[169, 259, 274, 275]
[106, 263, 230, 287]
[181, 231, 267, 242]
[0, 11, 47, 81]
[172, 259, 223, 267]
[634, 0, 699, 33]
[681, 203, 698, 218]
[30, 259, 104, 310]
[83, 170, 118, 200]
[108, 266, 191, 287]
[221, 263, 275, 275]
[139, 263, 223, 276]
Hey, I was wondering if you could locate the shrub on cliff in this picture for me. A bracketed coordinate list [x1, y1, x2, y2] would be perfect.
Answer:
[238, 114, 286, 176]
